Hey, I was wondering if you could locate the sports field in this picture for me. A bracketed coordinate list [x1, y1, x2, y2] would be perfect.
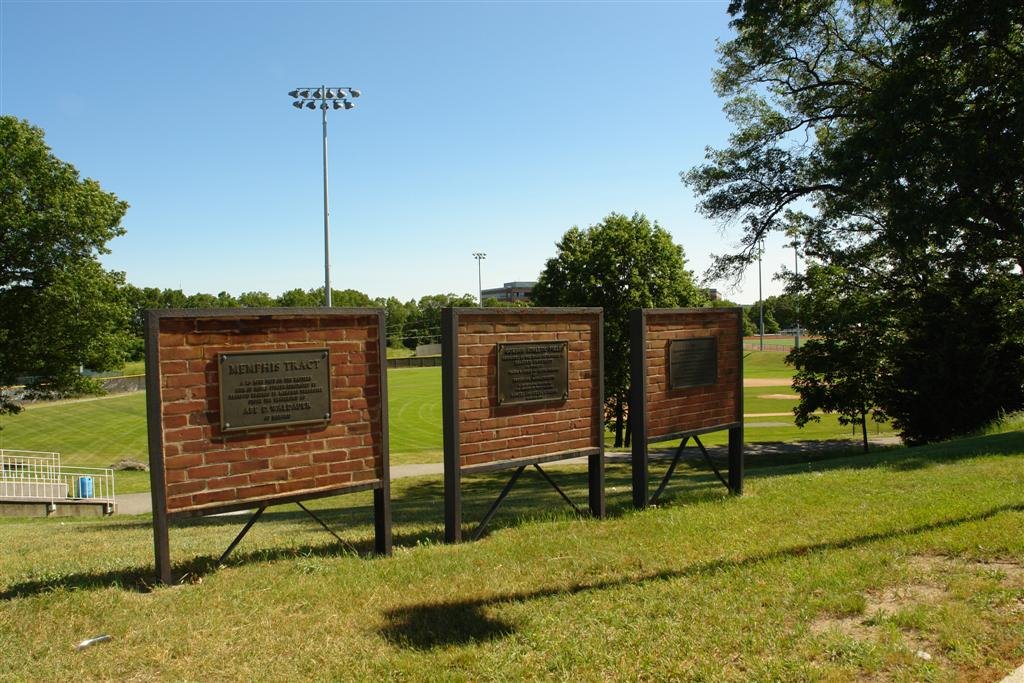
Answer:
[0, 352, 892, 493]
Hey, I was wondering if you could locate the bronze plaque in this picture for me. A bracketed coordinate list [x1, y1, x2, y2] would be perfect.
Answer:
[218, 349, 331, 432]
[496, 341, 569, 407]
[669, 337, 717, 389]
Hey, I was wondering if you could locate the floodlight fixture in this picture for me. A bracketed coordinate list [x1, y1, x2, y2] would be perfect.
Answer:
[288, 83, 362, 309]
[473, 252, 487, 306]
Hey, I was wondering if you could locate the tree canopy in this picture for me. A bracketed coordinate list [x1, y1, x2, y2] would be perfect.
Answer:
[532, 212, 706, 446]
[686, 1, 1024, 442]
[1, 116, 132, 414]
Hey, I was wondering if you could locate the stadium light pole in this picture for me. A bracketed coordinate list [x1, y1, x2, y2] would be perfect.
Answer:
[793, 237, 801, 350]
[473, 252, 487, 306]
[288, 84, 361, 307]
[758, 239, 765, 351]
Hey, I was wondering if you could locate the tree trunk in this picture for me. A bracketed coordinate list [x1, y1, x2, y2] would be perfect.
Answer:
[613, 397, 624, 448]
[624, 406, 632, 448]
[861, 409, 869, 453]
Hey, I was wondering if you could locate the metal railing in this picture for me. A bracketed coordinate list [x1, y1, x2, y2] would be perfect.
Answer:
[0, 449, 115, 511]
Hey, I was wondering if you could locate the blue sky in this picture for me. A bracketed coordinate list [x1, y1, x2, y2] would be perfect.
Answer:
[1, 0, 794, 304]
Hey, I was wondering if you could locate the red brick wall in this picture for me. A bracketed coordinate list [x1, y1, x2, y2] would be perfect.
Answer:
[644, 309, 741, 439]
[154, 313, 383, 515]
[456, 312, 601, 469]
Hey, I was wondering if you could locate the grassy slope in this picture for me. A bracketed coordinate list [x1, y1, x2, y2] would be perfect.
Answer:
[742, 349, 792, 378]
[1, 425, 1023, 680]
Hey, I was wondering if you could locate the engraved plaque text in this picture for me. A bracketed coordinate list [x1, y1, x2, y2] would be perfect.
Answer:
[669, 338, 717, 389]
[496, 341, 569, 407]
[218, 349, 331, 432]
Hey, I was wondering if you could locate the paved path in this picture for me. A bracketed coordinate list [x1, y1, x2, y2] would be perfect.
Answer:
[114, 436, 900, 516]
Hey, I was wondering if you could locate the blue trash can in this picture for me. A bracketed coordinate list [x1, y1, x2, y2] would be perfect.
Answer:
[77, 476, 94, 499]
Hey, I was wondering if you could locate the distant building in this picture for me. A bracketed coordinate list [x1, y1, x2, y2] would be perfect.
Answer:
[481, 281, 536, 303]
[703, 288, 722, 302]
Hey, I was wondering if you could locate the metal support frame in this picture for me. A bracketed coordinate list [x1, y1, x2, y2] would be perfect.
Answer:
[442, 307, 605, 543]
[648, 435, 730, 506]
[470, 466, 526, 541]
[218, 506, 266, 565]
[630, 308, 745, 509]
[216, 500, 361, 566]
[145, 308, 392, 584]
[468, 463, 588, 541]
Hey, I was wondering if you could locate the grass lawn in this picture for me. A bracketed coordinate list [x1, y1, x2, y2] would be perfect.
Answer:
[742, 349, 792, 378]
[2, 421, 1024, 679]
[387, 367, 443, 462]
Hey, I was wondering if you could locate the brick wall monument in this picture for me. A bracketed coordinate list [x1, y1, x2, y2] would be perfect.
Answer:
[441, 307, 604, 542]
[629, 308, 744, 507]
[145, 308, 391, 584]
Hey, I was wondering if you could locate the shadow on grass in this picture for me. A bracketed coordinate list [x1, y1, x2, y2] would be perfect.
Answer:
[4, 430, 1022, 603]
[0, 468, 631, 600]
[379, 501, 1024, 649]
[651, 428, 1024, 483]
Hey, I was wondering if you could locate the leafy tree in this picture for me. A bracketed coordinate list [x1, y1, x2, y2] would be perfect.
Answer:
[746, 303, 779, 335]
[763, 293, 802, 331]
[331, 288, 373, 308]
[532, 212, 706, 446]
[277, 288, 320, 307]
[405, 293, 477, 349]
[883, 268, 1024, 445]
[711, 298, 756, 335]
[482, 297, 532, 308]
[215, 291, 238, 307]
[184, 292, 219, 308]
[158, 288, 187, 309]
[122, 285, 163, 337]
[374, 296, 414, 349]
[238, 290, 275, 308]
[787, 263, 890, 451]
[0, 116, 132, 415]
[685, 1, 1024, 442]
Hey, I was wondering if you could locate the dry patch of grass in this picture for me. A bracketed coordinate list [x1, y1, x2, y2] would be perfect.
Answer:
[811, 553, 1024, 675]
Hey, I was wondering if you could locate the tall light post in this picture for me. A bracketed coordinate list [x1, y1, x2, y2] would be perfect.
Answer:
[757, 239, 765, 351]
[793, 236, 801, 350]
[289, 84, 361, 307]
[473, 252, 487, 306]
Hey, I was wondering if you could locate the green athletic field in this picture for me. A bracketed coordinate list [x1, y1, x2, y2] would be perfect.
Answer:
[0, 352, 892, 493]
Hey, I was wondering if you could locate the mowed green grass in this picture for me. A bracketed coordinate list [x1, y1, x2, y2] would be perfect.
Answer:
[2, 422, 1024, 680]
[386, 367, 442, 460]
[742, 349, 792, 378]
[0, 353, 885, 491]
